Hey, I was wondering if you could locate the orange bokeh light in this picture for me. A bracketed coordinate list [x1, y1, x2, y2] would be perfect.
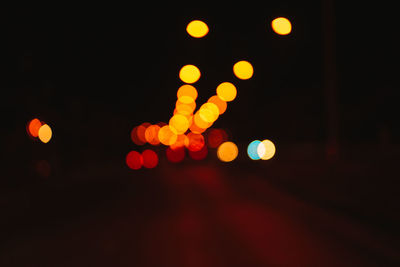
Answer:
[193, 112, 212, 129]
[38, 124, 52, 143]
[186, 20, 209, 38]
[207, 95, 227, 115]
[217, 141, 238, 162]
[186, 132, 205, 152]
[27, 118, 42, 138]
[177, 84, 198, 101]
[145, 125, 161, 145]
[233, 60, 254, 80]
[158, 125, 178, 146]
[169, 114, 189, 134]
[179, 65, 201, 84]
[216, 82, 237, 102]
[170, 134, 188, 150]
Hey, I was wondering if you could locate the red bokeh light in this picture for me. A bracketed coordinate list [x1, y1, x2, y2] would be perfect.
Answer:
[142, 149, 159, 168]
[166, 146, 186, 163]
[186, 132, 205, 152]
[27, 118, 42, 138]
[207, 128, 227, 148]
[126, 151, 143, 170]
[189, 145, 208, 160]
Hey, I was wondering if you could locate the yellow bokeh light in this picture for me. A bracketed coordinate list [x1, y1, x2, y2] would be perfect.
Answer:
[216, 82, 237, 102]
[207, 95, 227, 114]
[271, 17, 292, 35]
[217, 141, 238, 162]
[177, 84, 198, 101]
[38, 124, 52, 143]
[194, 112, 212, 129]
[169, 114, 189, 134]
[257, 139, 276, 160]
[186, 20, 209, 38]
[233, 60, 254, 80]
[199, 103, 219, 123]
[175, 99, 196, 116]
[158, 125, 178, 146]
[179, 65, 201, 84]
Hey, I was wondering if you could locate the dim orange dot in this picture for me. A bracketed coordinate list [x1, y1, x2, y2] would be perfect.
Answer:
[216, 82, 237, 102]
[27, 118, 42, 138]
[179, 65, 201, 84]
[271, 17, 292, 35]
[142, 149, 158, 168]
[207, 95, 227, 115]
[186, 20, 209, 38]
[126, 151, 142, 170]
[233, 60, 254, 80]
[217, 141, 238, 162]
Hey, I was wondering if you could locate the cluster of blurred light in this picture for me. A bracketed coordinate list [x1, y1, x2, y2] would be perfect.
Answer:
[271, 17, 292, 35]
[247, 139, 276, 160]
[27, 118, 52, 143]
[126, 149, 159, 170]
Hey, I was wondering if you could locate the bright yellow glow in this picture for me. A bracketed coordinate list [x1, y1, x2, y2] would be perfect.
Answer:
[199, 103, 219, 123]
[216, 82, 237, 102]
[271, 17, 292, 35]
[178, 95, 195, 104]
[179, 65, 201, 84]
[175, 100, 196, 116]
[169, 114, 189, 134]
[207, 95, 227, 114]
[158, 125, 178, 146]
[38, 124, 52, 143]
[186, 20, 209, 38]
[177, 84, 198, 101]
[233, 60, 254, 80]
[217, 141, 238, 162]
[257, 139, 276, 160]
[194, 112, 212, 129]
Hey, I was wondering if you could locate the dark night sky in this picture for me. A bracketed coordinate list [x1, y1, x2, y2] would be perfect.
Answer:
[1, 3, 398, 171]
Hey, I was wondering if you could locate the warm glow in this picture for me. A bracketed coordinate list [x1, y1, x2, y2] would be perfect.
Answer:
[144, 125, 161, 145]
[189, 120, 207, 134]
[199, 103, 219, 123]
[169, 114, 189, 134]
[175, 99, 196, 116]
[257, 139, 276, 160]
[158, 125, 178, 146]
[186, 20, 209, 38]
[207, 129, 227, 148]
[126, 151, 142, 170]
[177, 84, 198, 101]
[38, 124, 52, 143]
[271, 17, 292, 35]
[247, 140, 261, 160]
[170, 134, 189, 150]
[189, 145, 208, 160]
[186, 132, 205, 152]
[142, 149, 159, 168]
[207, 95, 227, 115]
[179, 65, 201, 84]
[233, 60, 254, 80]
[217, 141, 238, 162]
[216, 82, 237, 102]
[166, 146, 185, 163]
[193, 112, 212, 129]
[27, 118, 42, 138]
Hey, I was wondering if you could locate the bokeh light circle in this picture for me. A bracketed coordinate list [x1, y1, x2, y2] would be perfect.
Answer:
[169, 114, 189, 134]
[177, 84, 198, 101]
[233, 60, 254, 80]
[217, 141, 238, 162]
[179, 65, 201, 84]
[142, 149, 159, 168]
[126, 151, 142, 170]
[247, 140, 261, 160]
[257, 139, 276, 160]
[207, 95, 227, 115]
[186, 20, 209, 38]
[38, 124, 52, 143]
[216, 82, 237, 102]
[158, 125, 178, 146]
[27, 118, 42, 138]
[271, 17, 292, 35]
